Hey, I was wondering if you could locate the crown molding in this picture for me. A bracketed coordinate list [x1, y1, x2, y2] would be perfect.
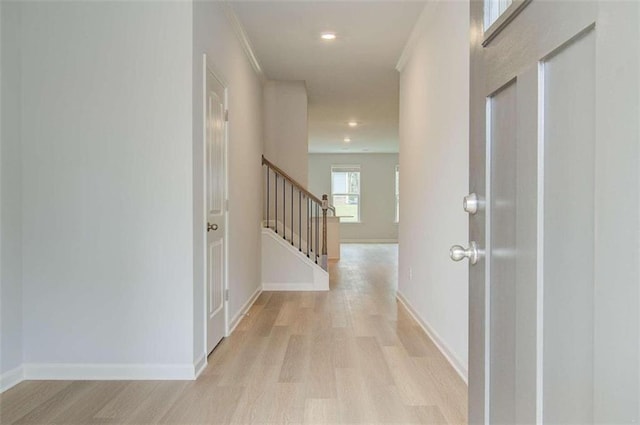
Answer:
[223, 3, 267, 82]
[395, 1, 438, 72]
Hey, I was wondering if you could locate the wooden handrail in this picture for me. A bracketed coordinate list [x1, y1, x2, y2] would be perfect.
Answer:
[262, 155, 335, 213]
[262, 155, 333, 270]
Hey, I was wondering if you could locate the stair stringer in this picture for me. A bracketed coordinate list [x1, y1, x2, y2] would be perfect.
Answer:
[261, 228, 329, 291]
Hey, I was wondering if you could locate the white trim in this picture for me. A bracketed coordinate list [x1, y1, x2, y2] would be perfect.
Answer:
[396, 291, 468, 384]
[262, 282, 327, 291]
[396, 1, 438, 72]
[222, 3, 266, 82]
[194, 353, 207, 379]
[0, 365, 24, 393]
[341, 238, 398, 243]
[535, 60, 546, 423]
[227, 285, 262, 336]
[22, 363, 196, 381]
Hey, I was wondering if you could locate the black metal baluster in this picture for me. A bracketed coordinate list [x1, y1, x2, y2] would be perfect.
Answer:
[307, 198, 311, 258]
[315, 203, 319, 263]
[298, 191, 302, 251]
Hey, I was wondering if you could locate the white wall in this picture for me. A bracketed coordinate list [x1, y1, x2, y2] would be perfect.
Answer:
[20, 2, 195, 371]
[308, 153, 398, 242]
[397, 1, 470, 378]
[264, 81, 308, 186]
[192, 2, 264, 363]
[1, 1, 23, 382]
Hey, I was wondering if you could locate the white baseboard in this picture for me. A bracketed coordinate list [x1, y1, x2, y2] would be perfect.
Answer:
[262, 282, 328, 291]
[193, 353, 207, 379]
[22, 363, 196, 381]
[396, 291, 468, 384]
[341, 239, 398, 244]
[0, 365, 24, 393]
[228, 285, 262, 336]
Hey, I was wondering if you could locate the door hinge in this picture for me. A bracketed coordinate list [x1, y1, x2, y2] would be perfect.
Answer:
[225, 289, 229, 301]
[224, 109, 229, 122]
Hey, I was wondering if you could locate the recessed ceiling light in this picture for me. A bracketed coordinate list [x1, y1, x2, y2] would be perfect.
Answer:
[321, 32, 336, 40]
[344, 137, 351, 143]
[348, 121, 358, 127]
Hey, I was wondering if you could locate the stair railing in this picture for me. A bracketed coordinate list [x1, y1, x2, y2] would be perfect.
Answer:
[262, 155, 334, 270]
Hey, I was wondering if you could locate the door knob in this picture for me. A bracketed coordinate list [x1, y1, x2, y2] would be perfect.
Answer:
[208, 223, 218, 232]
[463, 193, 480, 214]
[450, 241, 481, 265]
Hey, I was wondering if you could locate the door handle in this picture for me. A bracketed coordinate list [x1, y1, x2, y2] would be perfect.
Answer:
[450, 241, 482, 265]
[208, 223, 218, 232]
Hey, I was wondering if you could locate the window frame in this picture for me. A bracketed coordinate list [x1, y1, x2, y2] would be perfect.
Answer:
[331, 165, 361, 223]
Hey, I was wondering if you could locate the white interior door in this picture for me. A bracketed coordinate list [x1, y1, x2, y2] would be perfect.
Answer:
[205, 59, 227, 355]
[465, 1, 640, 423]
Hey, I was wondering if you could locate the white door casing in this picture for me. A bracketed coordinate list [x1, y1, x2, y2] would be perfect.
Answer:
[204, 55, 228, 355]
[465, 1, 639, 423]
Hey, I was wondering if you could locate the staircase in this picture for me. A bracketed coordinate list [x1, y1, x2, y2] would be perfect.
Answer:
[261, 155, 334, 291]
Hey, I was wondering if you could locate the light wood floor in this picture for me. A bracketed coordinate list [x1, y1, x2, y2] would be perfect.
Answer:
[0, 244, 467, 424]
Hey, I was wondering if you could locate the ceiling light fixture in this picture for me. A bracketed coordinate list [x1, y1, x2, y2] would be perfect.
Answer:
[344, 137, 351, 143]
[321, 32, 336, 40]
[348, 121, 358, 127]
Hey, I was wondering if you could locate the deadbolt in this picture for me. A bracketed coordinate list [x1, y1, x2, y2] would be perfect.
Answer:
[463, 193, 480, 215]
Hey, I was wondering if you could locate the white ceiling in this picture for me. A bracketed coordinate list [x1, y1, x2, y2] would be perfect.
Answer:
[229, 1, 426, 154]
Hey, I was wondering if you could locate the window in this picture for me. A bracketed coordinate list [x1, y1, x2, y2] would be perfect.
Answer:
[331, 165, 360, 223]
[483, 0, 531, 46]
[395, 165, 399, 223]
[484, 0, 513, 29]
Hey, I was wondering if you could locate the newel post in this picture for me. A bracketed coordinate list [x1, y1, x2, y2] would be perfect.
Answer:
[321, 194, 328, 270]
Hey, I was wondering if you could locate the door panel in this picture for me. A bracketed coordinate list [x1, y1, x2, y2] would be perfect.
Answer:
[542, 28, 596, 424]
[208, 240, 224, 318]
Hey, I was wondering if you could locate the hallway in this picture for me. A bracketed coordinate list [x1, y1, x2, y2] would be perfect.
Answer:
[0, 244, 467, 424]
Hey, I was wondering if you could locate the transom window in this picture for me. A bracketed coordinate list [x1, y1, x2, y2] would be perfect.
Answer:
[485, 0, 513, 29]
[331, 165, 360, 223]
[483, 0, 531, 46]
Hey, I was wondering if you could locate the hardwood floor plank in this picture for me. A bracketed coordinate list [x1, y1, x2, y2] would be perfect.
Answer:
[11, 381, 99, 424]
[93, 381, 160, 420]
[305, 327, 337, 399]
[303, 398, 339, 424]
[278, 334, 310, 383]
[121, 381, 191, 425]
[355, 336, 395, 386]
[0, 381, 73, 424]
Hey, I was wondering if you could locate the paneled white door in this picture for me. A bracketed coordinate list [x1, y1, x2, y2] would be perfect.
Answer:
[464, 1, 639, 423]
[205, 60, 227, 355]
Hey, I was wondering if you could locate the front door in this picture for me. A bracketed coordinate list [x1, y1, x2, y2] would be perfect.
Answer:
[205, 61, 227, 354]
[465, 1, 639, 423]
